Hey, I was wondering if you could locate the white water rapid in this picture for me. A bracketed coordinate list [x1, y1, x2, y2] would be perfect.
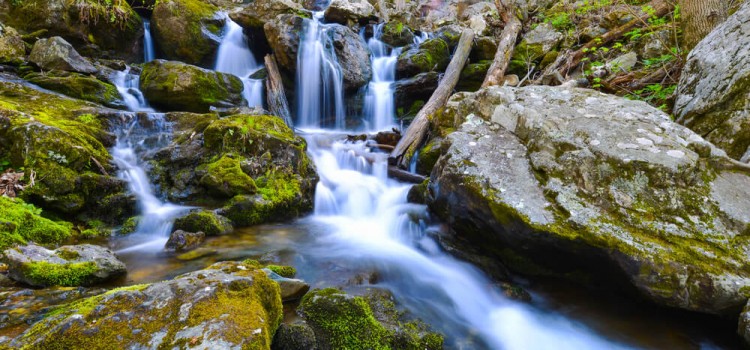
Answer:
[304, 134, 632, 349]
[363, 23, 400, 131]
[143, 19, 155, 62]
[296, 12, 346, 129]
[111, 70, 190, 253]
[215, 18, 264, 108]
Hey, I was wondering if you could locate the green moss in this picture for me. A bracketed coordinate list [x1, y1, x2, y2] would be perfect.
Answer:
[199, 155, 257, 197]
[203, 114, 300, 153]
[151, 0, 220, 65]
[173, 210, 232, 236]
[21, 261, 98, 287]
[223, 170, 307, 226]
[119, 216, 139, 234]
[24, 71, 122, 108]
[0, 196, 73, 250]
[266, 264, 296, 278]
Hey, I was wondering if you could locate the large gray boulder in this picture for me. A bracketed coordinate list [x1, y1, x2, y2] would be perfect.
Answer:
[428, 86, 750, 316]
[28, 37, 97, 74]
[330, 23, 372, 91]
[264, 14, 304, 74]
[674, 1, 750, 162]
[139, 59, 244, 113]
[230, 0, 304, 30]
[12, 261, 283, 349]
[2, 243, 126, 287]
[324, 0, 375, 26]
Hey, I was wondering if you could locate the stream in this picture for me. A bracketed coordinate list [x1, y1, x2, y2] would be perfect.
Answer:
[98, 9, 743, 350]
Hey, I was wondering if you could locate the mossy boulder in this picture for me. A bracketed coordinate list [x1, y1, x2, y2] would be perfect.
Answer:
[0, 0, 143, 62]
[396, 38, 449, 79]
[28, 36, 97, 74]
[165, 230, 205, 252]
[428, 85, 750, 316]
[150, 0, 223, 66]
[139, 59, 244, 113]
[379, 21, 415, 47]
[173, 210, 233, 236]
[24, 70, 123, 108]
[12, 261, 283, 349]
[393, 71, 438, 121]
[0, 23, 25, 64]
[457, 60, 492, 92]
[0, 80, 134, 222]
[230, 0, 304, 31]
[675, 2, 750, 162]
[299, 288, 443, 350]
[148, 112, 317, 226]
[509, 23, 563, 76]
[2, 243, 126, 287]
[0, 196, 73, 251]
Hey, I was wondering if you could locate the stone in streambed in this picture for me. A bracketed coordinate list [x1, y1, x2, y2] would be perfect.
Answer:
[324, 0, 375, 26]
[2, 243, 126, 287]
[24, 70, 124, 108]
[28, 37, 97, 74]
[164, 230, 205, 252]
[428, 85, 750, 316]
[139, 59, 244, 113]
[396, 38, 450, 78]
[173, 210, 233, 236]
[264, 269, 309, 302]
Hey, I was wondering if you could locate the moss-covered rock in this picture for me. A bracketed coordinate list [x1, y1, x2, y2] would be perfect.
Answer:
[380, 21, 415, 47]
[266, 264, 296, 278]
[429, 85, 750, 316]
[0, 196, 73, 251]
[24, 71, 123, 108]
[13, 261, 283, 349]
[396, 38, 449, 79]
[2, 243, 126, 287]
[0, 0, 143, 62]
[299, 288, 443, 350]
[457, 60, 492, 92]
[0, 80, 134, 222]
[148, 112, 317, 226]
[139, 59, 244, 113]
[173, 210, 233, 236]
[0, 23, 25, 65]
[151, 0, 223, 66]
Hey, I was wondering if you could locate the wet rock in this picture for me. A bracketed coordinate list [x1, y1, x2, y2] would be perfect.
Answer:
[12, 261, 283, 349]
[739, 299, 750, 345]
[165, 230, 206, 252]
[176, 248, 218, 261]
[173, 210, 233, 236]
[264, 14, 304, 74]
[28, 37, 97, 74]
[230, 0, 304, 30]
[396, 38, 449, 78]
[264, 269, 309, 301]
[0, 0, 143, 61]
[675, 2, 750, 162]
[330, 24, 372, 91]
[429, 85, 750, 316]
[379, 21, 415, 47]
[24, 71, 123, 108]
[394, 71, 439, 118]
[151, 0, 223, 66]
[140, 59, 244, 113]
[0, 23, 25, 64]
[272, 322, 318, 350]
[0, 286, 105, 334]
[324, 0, 375, 27]
[2, 243, 126, 287]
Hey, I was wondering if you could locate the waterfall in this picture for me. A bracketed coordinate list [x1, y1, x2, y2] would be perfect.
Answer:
[111, 70, 191, 253]
[215, 18, 264, 108]
[304, 134, 631, 349]
[363, 23, 400, 131]
[143, 19, 155, 63]
[296, 12, 346, 129]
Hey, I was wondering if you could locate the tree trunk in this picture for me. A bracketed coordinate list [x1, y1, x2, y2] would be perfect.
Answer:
[264, 54, 293, 128]
[678, 0, 727, 50]
[389, 29, 475, 169]
[481, 0, 523, 88]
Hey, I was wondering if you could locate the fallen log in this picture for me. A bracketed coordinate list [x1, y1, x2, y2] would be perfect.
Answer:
[481, 0, 524, 88]
[264, 54, 293, 128]
[388, 166, 426, 184]
[389, 29, 474, 169]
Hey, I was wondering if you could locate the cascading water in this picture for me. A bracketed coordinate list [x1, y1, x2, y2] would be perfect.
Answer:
[303, 134, 632, 349]
[363, 23, 400, 131]
[143, 19, 155, 63]
[215, 18, 264, 108]
[296, 12, 346, 129]
[110, 70, 190, 253]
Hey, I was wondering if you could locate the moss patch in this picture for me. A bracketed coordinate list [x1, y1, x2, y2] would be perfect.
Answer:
[266, 264, 296, 278]
[0, 196, 73, 251]
[20, 261, 98, 287]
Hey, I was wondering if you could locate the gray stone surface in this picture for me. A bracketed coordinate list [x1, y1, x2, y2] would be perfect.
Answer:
[28, 37, 97, 74]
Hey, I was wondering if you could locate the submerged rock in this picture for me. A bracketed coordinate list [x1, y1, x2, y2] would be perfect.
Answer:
[2, 243, 126, 287]
[12, 261, 283, 349]
[675, 1, 750, 162]
[28, 37, 97, 74]
[139, 59, 244, 113]
[428, 86, 750, 316]
[165, 230, 206, 252]
[151, 0, 223, 66]
[0, 0, 143, 61]
[173, 210, 233, 236]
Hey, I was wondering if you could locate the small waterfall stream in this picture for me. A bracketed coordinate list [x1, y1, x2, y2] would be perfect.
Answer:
[143, 19, 155, 63]
[215, 18, 264, 108]
[296, 12, 346, 129]
[363, 23, 400, 131]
